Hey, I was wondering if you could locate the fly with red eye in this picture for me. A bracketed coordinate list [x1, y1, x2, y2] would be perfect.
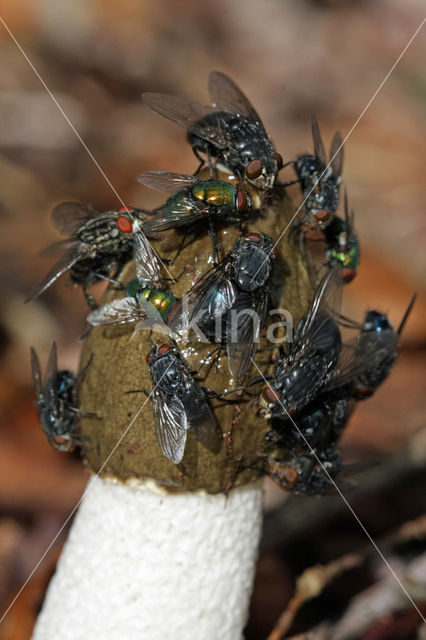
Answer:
[290, 115, 344, 232]
[26, 201, 154, 309]
[137, 171, 252, 264]
[142, 71, 284, 191]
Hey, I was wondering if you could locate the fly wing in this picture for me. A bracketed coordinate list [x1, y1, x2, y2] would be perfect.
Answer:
[51, 202, 95, 235]
[226, 291, 268, 378]
[138, 171, 201, 195]
[183, 381, 220, 454]
[327, 329, 398, 389]
[329, 131, 344, 178]
[87, 297, 145, 326]
[30, 347, 42, 397]
[38, 239, 83, 259]
[295, 264, 342, 354]
[133, 230, 164, 289]
[152, 389, 188, 464]
[44, 342, 58, 404]
[208, 71, 264, 126]
[311, 115, 327, 166]
[167, 259, 235, 334]
[142, 197, 212, 234]
[142, 93, 225, 148]
[25, 241, 90, 302]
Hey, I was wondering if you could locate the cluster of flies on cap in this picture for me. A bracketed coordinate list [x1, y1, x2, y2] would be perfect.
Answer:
[28, 72, 415, 495]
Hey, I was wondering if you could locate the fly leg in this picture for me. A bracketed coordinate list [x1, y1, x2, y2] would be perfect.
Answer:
[125, 388, 150, 397]
[192, 147, 206, 175]
[83, 287, 97, 310]
[95, 273, 125, 289]
[171, 230, 198, 262]
[192, 346, 223, 379]
[207, 219, 219, 265]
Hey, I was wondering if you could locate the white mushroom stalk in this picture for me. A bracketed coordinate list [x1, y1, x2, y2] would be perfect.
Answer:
[31, 476, 263, 640]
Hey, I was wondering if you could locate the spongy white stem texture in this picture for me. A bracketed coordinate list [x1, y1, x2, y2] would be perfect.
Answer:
[31, 475, 263, 640]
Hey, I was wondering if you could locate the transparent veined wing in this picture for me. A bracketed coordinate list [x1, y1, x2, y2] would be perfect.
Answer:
[208, 71, 264, 125]
[51, 202, 95, 235]
[152, 389, 188, 464]
[133, 230, 164, 289]
[30, 347, 42, 398]
[294, 264, 342, 355]
[327, 329, 398, 389]
[182, 381, 219, 454]
[311, 115, 327, 167]
[44, 341, 58, 406]
[87, 297, 145, 326]
[329, 131, 344, 178]
[167, 260, 236, 335]
[25, 241, 90, 302]
[142, 196, 213, 234]
[142, 93, 226, 148]
[226, 291, 268, 378]
[137, 171, 201, 195]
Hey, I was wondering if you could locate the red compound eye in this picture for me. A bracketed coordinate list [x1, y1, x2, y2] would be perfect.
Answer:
[262, 385, 280, 403]
[314, 209, 331, 222]
[342, 268, 356, 283]
[284, 467, 299, 487]
[245, 158, 262, 180]
[236, 188, 247, 212]
[145, 352, 151, 363]
[158, 344, 171, 355]
[272, 152, 283, 171]
[272, 246, 278, 258]
[116, 216, 133, 233]
[244, 232, 261, 242]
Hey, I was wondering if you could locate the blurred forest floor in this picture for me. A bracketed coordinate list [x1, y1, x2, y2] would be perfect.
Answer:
[0, 0, 425, 638]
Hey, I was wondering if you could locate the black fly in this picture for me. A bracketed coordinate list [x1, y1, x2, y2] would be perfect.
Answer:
[168, 233, 277, 378]
[261, 265, 342, 416]
[31, 342, 91, 452]
[143, 343, 219, 464]
[329, 294, 416, 400]
[292, 115, 343, 228]
[142, 71, 283, 190]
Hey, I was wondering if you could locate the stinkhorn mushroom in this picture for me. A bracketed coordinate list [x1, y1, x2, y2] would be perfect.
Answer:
[30, 169, 314, 639]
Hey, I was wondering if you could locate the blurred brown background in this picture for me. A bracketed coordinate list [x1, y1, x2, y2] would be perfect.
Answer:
[0, 1, 425, 638]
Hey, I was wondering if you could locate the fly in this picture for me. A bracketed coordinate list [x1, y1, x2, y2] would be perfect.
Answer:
[31, 342, 92, 452]
[324, 192, 360, 282]
[261, 265, 343, 417]
[142, 71, 283, 190]
[137, 170, 250, 262]
[26, 202, 153, 308]
[168, 233, 277, 378]
[142, 343, 219, 464]
[329, 294, 416, 400]
[87, 230, 177, 333]
[292, 115, 344, 229]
